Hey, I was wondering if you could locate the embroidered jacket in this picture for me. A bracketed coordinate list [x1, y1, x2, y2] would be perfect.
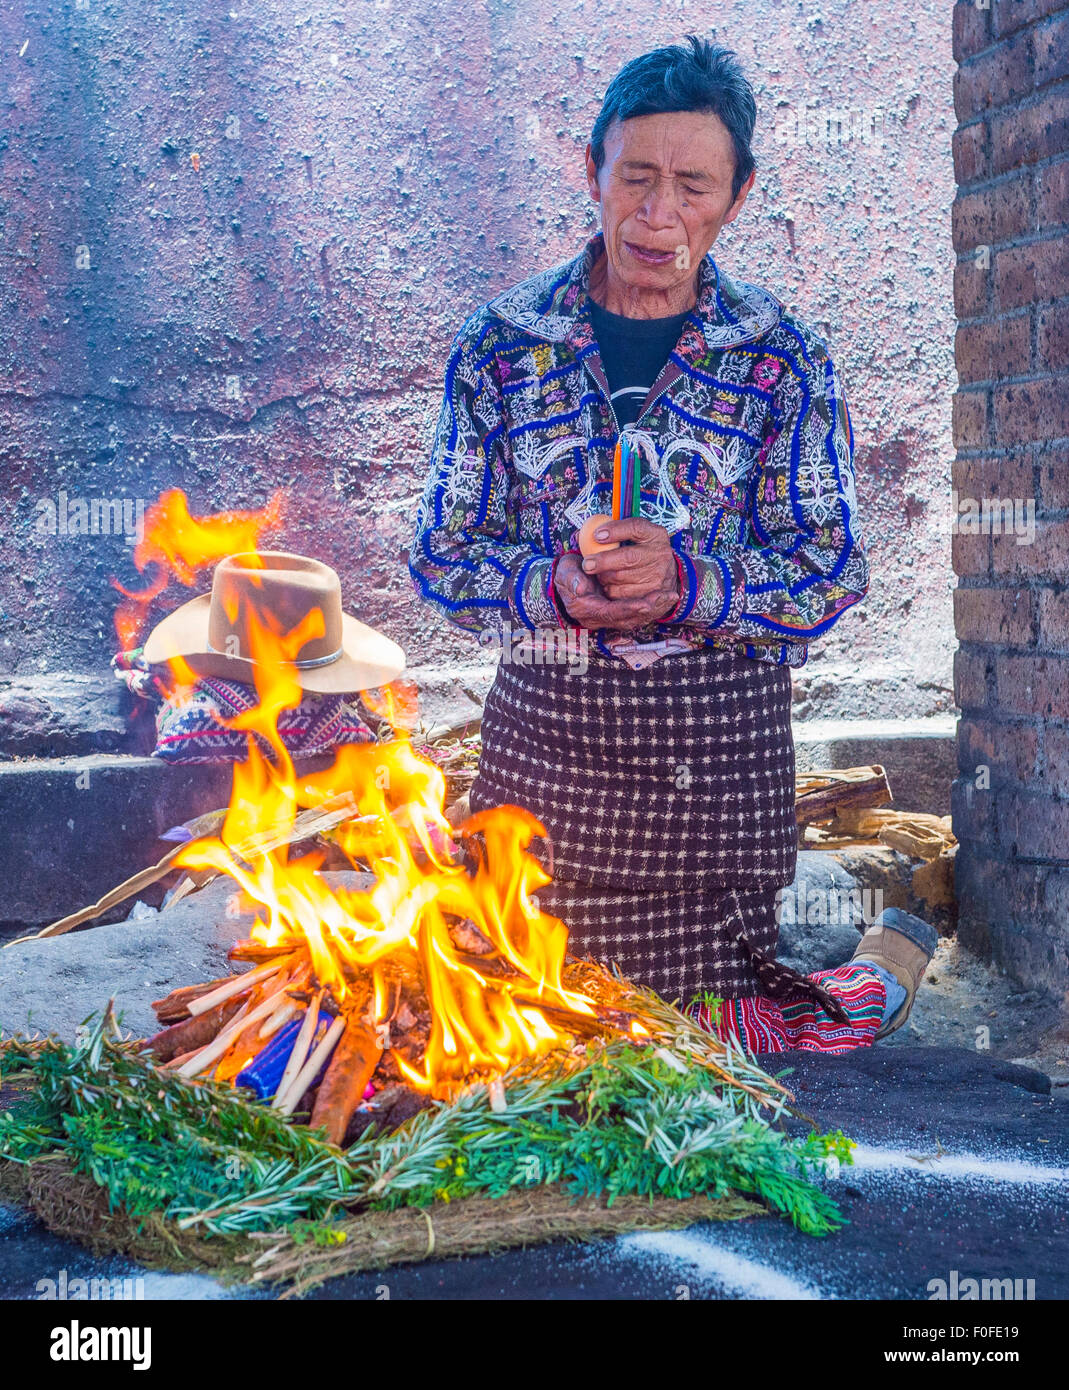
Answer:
[409, 232, 868, 667]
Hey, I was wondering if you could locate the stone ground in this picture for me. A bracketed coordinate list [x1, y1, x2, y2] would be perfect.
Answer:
[1, 861, 1066, 1300]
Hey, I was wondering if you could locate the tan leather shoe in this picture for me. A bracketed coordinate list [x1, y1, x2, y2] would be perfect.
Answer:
[851, 907, 939, 1040]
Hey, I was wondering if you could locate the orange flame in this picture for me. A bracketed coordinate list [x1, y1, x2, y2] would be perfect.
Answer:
[135, 494, 596, 1094]
[113, 489, 284, 651]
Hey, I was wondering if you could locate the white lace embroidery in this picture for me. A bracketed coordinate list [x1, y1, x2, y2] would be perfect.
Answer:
[510, 430, 586, 481]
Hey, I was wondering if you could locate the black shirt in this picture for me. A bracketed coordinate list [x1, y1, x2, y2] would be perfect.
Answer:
[588, 299, 691, 429]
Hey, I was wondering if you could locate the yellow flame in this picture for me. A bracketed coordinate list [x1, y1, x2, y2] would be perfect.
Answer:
[146, 507, 597, 1094]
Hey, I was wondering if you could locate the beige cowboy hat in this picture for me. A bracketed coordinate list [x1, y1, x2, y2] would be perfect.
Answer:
[143, 551, 406, 694]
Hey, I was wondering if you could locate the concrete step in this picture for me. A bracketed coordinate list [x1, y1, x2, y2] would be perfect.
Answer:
[0, 666, 958, 934]
[794, 716, 957, 817]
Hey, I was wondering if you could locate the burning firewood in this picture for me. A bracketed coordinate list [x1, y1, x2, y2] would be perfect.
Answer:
[147, 998, 247, 1064]
[151, 977, 236, 1025]
[276, 1015, 347, 1117]
[272, 988, 327, 1108]
[309, 1021, 384, 1146]
[229, 938, 305, 964]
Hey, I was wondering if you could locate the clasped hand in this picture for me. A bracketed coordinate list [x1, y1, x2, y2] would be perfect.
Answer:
[556, 518, 680, 631]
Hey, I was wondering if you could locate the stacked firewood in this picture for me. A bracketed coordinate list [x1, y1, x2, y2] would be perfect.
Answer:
[148, 949, 381, 1145]
[146, 919, 638, 1148]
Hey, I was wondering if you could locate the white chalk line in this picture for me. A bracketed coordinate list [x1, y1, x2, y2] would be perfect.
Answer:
[617, 1230, 824, 1300]
[847, 1143, 1069, 1187]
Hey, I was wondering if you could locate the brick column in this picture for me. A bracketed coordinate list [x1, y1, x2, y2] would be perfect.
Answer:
[952, 0, 1069, 991]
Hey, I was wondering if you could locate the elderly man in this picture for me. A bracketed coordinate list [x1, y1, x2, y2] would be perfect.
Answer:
[410, 37, 936, 1053]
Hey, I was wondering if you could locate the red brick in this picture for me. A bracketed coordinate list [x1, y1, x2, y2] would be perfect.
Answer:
[1034, 11, 1069, 87]
[953, 120, 990, 184]
[952, 527, 993, 577]
[994, 650, 1069, 717]
[954, 584, 1036, 644]
[954, 0, 992, 63]
[1038, 587, 1069, 650]
[1036, 156, 1069, 230]
[1037, 299, 1069, 371]
[1040, 726, 1069, 796]
[958, 714, 1040, 782]
[1037, 443, 1069, 508]
[952, 388, 991, 446]
[954, 31, 1034, 121]
[991, 86, 1069, 174]
[952, 452, 1034, 498]
[954, 255, 994, 318]
[994, 377, 1069, 444]
[994, 0, 1068, 40]
[995, 232, 1069, 311]
[992, 517, 1069, 577]
[958, 853, 1069, 988]
[951, 772, 998, 841]
[954, 312, 1031, 382]
[955, 646, 994, 708]
[997, 788, 1069, 863]
[952, 177, 1032, 252]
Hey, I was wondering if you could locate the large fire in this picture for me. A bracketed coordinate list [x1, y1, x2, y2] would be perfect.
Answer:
[124, 492, 611, 1102]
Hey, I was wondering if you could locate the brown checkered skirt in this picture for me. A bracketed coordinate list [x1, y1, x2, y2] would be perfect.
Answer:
[468, 643, 803, 1000]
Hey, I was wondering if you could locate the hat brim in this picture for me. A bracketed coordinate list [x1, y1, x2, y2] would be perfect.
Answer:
[142, 592, 406, 694]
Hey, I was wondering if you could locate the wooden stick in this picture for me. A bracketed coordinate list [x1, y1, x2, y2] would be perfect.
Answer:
[271, 989, 323, 1108]
[308, 1021, 383, 1146]
[161, 1047, 202, 1071]
[229, 939, 305, 964]
[213, 997, 286, 1083]
[175, 990, 287, 1079]
[276, 1015, 346, 1117]
[146, 998, 245, 1064]
[794, 765, 892, 830]
[258, 1000, 298, 1040]
[187, 960, 285, 1017]
[151, 977, 234, 1022]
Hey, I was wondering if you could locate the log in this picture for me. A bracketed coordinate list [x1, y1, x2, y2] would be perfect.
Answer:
[229, 938, 305, 964]
[308, 1021, 384, 1147]
[794, 765, 893, 830]
[151, 977, 234, 1023]
[821, 807, 956, 859]
[145, 999, 245, 1064]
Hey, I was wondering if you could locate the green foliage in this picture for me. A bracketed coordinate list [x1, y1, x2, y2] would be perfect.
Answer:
[1, 1011, 852, 1242]
[348, 1046, 851, 1235]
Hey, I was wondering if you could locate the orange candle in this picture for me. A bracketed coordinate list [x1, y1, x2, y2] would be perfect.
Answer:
[612, 439, 622, 520]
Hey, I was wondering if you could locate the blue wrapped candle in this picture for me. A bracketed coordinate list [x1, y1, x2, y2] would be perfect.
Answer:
[235, 1011, 335, 1101]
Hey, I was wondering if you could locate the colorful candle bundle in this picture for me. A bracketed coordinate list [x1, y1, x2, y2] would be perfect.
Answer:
[611, 435, 642, 521]
[578, 435, 641, 557]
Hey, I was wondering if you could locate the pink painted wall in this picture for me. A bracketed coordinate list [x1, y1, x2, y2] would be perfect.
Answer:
[0, 1, 956, 720]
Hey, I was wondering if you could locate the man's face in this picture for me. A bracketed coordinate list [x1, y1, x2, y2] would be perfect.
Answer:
[586, 110, 754, 293]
